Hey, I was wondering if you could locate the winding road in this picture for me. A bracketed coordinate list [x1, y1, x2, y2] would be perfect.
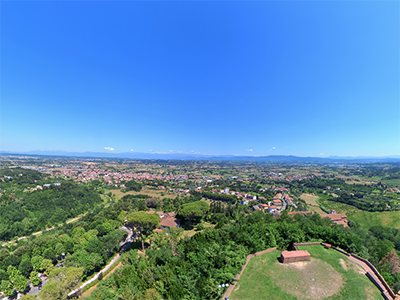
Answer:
[67, 228, 138, 298]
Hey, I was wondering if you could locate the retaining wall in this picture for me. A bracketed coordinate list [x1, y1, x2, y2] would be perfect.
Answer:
[294, 242, 322, 246]
[351, 253, 396, 299]
[331, 246, 350, 256]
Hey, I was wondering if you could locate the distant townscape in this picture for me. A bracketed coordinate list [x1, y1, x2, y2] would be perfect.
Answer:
[0, 154, 399, 300]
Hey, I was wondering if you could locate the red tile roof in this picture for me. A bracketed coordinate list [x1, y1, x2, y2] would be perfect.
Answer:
[160, 217, 180, 228]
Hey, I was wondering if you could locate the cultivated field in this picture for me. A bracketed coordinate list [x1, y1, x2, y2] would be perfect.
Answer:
[318, 198, 400, 229]
[300, 193, 325, 214]
[229, 245, 383, 300]
[109, 187, 177, 201]
[382, 178, 400, 188]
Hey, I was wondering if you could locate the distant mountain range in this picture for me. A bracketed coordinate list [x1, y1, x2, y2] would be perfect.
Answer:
[1, 150, 400, 163]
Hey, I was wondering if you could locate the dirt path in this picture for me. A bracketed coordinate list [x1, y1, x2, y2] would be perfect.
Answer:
[1, 214, 84, 246]
[68, 232, 138, 298]
[1, 195, 111, 246]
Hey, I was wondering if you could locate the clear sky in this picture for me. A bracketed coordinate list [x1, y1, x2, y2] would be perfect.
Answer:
[1, 1, 399, 157]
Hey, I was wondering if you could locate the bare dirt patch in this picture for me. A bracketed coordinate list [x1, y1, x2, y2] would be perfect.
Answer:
[339, 258, 347, 271]
[276, 258, 343, 299]
[344, 258, 365, 275]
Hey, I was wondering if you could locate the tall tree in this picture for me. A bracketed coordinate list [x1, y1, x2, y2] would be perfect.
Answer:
[127, 211, 161, 251]
[38, 267, 83, 300]
[177, 201, 209, 229]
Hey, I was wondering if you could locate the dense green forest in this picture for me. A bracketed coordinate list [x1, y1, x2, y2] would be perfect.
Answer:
[0, 204, 127, 298]
[0, 168, 102, 241]
[85, 210, 400, 300]
[5, 193, 399, 300]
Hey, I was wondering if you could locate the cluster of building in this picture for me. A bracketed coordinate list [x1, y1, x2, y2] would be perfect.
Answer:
[320, 210, 348, 227]
[263, 172, 316, 182]
[256, 194, 297, 213]
[204, 187, 297, 215]
[24, 182, 61, 192]
[259, 185, 290, 193]
[43, 164, 190, 186]
[287, 210, 348, 227]
[284, 174, 315, 181]
[208, 187, 259, 203]
[387, 187, 400, 193]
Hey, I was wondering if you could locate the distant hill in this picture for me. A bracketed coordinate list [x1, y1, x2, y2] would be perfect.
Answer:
[1, 150, 399, 163]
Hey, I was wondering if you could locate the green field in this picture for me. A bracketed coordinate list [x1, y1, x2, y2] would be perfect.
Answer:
[318, 197, 400, 229]
[348, 210, 400, 229]
[382, 179, 400, 188]
[229, 245, 383, 300]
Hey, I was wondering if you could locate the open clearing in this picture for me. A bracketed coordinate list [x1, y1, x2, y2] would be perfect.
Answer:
[229, 245, 383, 300]
[300, 193, 325, 214]
[109, 187, 177, 201]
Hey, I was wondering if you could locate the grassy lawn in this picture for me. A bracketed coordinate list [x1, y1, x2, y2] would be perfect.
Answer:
[229, 245, 383, 300]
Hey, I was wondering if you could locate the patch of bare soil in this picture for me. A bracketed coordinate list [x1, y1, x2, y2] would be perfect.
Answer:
[339, 258, 347, 271]
[277, 258, 343, 299]
[344, 258, 365, 275]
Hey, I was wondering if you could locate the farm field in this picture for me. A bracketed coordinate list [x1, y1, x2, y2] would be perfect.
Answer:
[229, 245, 383, 300]
[109, 187, 177, 201]
[318, 198, 400, 229]
[382, 178, 400, 188]
[300, 193, 325, 214]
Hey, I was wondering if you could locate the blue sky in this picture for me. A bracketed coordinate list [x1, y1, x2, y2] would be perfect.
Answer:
[1, 1, 399, 157]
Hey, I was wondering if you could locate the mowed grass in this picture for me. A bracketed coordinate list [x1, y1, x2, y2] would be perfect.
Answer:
[229, 245, 383, 300]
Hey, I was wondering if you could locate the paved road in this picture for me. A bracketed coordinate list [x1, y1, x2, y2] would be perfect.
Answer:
[68, 229, 138, 298]
[277, 193, 287, 213]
